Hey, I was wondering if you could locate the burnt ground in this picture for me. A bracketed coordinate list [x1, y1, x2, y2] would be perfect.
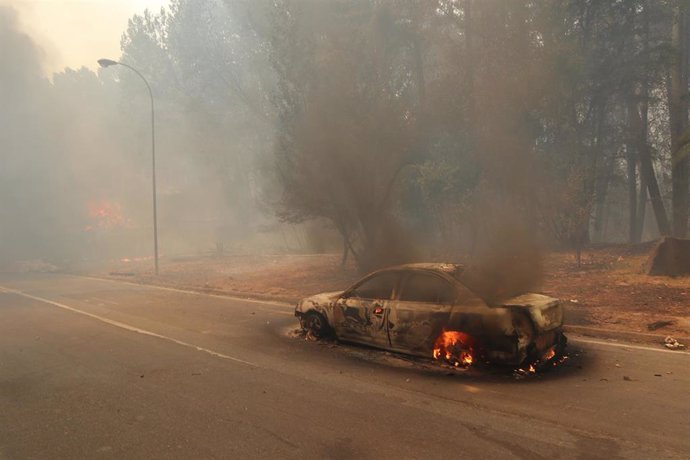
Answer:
[96, 243, 690, 338]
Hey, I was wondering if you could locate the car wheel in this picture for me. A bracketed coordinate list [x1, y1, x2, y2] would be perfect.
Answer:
[301, 311, 330, 339]
[554, 330, 568, 356]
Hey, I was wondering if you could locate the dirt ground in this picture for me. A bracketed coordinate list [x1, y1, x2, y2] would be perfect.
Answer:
[105, 253, 359, 303]
[100, 243, 690, 338]
[540, 244, 690, 338]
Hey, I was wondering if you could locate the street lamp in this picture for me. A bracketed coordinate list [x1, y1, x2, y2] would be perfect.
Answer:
[98, 58, 159, 275]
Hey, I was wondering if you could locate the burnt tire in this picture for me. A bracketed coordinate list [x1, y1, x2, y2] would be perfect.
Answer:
[554, 331, 568, 356]
[512, 312, 536, 363]
[301, 311, 331, 339]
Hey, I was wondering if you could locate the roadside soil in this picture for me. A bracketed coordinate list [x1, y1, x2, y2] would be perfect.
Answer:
[97, 244, 690, 338]
[540, 243, 690, 339]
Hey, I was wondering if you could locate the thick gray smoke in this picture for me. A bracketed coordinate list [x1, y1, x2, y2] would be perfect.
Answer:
[0, 6, 61, 264]
[0, 5, 146, 267]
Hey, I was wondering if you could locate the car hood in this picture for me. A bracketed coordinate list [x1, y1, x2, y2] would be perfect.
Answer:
[499, 293, 563, 331]
[499, 293, 559, 309]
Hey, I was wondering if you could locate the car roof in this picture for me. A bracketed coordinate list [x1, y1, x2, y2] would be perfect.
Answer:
[376, 262, 464, 276]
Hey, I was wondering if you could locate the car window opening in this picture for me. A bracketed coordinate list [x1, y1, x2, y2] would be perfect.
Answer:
[399, 273, 455, 304]
[350, 272, 397, 300]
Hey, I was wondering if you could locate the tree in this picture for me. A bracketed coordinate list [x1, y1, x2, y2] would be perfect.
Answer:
[118, 1, 276, 248]
[668, 0, 690, 237]
[270, 1, 426, 272]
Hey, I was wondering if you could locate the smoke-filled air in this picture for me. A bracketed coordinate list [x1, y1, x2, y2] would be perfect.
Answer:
[5, 3, 690, 455]
[2, 1, 690, 299]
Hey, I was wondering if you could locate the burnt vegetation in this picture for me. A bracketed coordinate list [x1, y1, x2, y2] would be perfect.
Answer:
[3, 0, 690, 291]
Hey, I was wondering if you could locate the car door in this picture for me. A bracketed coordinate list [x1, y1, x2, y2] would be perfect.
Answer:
[387, 271, 457, 356]
[333, 271, 399, 348]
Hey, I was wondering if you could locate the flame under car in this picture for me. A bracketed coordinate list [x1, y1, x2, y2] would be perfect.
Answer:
[294, 263, 565, 366]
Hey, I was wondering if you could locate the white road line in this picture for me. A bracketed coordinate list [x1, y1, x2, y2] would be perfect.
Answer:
[570, 336, 689, 355]
[0, 285, 258, 368]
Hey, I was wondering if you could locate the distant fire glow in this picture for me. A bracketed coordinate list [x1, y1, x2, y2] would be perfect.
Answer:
[84, 200, 133, 231]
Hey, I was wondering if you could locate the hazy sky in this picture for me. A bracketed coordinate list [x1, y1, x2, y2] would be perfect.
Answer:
[2, 0, 167, 75]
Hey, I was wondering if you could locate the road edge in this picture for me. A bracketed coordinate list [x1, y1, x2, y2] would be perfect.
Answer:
[564, 325, 690, 348]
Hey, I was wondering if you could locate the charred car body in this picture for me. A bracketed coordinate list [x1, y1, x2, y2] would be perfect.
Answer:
[295, 263, 565, 367]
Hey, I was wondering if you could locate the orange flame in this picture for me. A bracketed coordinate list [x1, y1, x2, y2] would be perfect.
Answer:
[85, 200, 133, 231]
[433, 331, 475, 368]
[514, 346, 568, 377]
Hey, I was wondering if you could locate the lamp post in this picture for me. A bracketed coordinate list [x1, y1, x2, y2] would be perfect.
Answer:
[98, 58, 159, 275]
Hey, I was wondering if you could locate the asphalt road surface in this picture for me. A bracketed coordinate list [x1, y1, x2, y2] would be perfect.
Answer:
[1, 273, 688, 459]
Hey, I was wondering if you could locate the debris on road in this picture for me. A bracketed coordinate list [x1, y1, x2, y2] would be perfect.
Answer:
[513, 367, 535, 379]
[647, 320, 675, 331]
[663, 336, 686, 350]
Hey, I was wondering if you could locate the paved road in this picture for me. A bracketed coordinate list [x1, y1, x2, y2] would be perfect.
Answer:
[1, 273, 688, 459]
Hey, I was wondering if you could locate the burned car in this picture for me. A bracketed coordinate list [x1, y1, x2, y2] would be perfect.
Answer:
[295, 263, 565, 367]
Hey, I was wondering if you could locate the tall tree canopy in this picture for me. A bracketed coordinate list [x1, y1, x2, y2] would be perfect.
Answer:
[4, 0, 690, 271]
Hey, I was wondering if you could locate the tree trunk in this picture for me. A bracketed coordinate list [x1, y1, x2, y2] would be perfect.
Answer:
[340, 236, 349, 267]
[634, 169, 648, 242]
[464, 0, 476, 134]
[632, 1, 651, 243]
[626, 92, 639, 243]
[592, 197, 606, 242]
[626, 146, 638, 243]
[629, 98, 672, 235]
[592, 142, 615, 243]
[668, 4, 689, 237]
[642, 153, 672, 236]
